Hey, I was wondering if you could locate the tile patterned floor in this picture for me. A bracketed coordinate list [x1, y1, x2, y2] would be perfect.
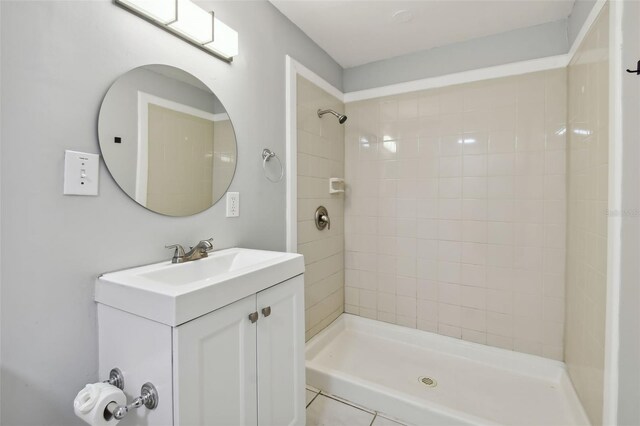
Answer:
[305, 386, 406, 426]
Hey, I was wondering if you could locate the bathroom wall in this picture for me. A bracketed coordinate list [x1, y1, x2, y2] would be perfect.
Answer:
[344, 69, 567, 359]
[0, 1, 342, 424]
[565, 4, 609, 424]
[296, 76, 345, 340]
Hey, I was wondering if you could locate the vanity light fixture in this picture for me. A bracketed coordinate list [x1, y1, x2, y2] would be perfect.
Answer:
[115, 0, 238, 62]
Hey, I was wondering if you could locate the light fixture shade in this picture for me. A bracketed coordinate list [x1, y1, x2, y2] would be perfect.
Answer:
[169, 0, 213, 44]
[116, 0, 176, 24]
[116, 0, 237, 61]
[205, 18, 238, 59]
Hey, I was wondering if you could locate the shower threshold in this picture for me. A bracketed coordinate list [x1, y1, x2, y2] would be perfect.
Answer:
[306, 314, 590, 426]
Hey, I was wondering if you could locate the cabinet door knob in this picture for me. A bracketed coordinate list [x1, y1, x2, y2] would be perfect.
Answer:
[262, 306, 272, 317]
[248, 312, 259, 323]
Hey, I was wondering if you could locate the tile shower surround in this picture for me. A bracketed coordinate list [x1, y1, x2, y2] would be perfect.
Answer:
[297, 76, 346, 341]
[344, 69, 567, 360]
[565, 4, 609, 424]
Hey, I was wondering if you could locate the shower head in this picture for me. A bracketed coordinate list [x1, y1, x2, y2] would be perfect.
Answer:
[317, 109, 347, 124]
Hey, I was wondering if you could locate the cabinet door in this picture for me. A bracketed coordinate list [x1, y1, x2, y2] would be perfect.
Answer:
[256, 275, 305, 426]
[174, 295, 258, 426]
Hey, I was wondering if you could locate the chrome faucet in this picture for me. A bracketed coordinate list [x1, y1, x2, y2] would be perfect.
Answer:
[165, 238, 214, 264]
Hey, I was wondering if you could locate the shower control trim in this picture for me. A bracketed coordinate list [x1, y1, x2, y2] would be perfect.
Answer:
[315, 206, 331, 230]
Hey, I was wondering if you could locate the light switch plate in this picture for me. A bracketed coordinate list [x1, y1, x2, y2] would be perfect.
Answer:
[226, 192, 239, 217]
[63, 150, 100, 196]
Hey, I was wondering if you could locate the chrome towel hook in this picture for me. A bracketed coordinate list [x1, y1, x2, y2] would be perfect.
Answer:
[262, 148, 284, 183]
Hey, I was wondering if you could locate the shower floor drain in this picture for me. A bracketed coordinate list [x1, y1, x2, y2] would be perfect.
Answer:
[419, 376, 437, 388]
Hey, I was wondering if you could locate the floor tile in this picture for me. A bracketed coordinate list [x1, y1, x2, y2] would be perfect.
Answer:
[322, 392, 374, 413]
[306, 394, 375, 426]
[306, 384, 320, 393]
[306, 389, 319, 406]
[371, 414, 406, 426]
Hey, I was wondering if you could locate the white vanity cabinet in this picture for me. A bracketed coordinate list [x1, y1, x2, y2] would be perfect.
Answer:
[173, 294, 258, 426]
[174, 277, 305, 426]
[96, 248, 305, 426]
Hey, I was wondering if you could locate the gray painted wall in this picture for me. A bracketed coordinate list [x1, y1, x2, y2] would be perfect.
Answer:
[0, 0, 341, 424]
[568, 0, 598, 47]
[617, 1, 640, 423]
[342, 0, 601, 93]
[343, 20, 569, 92]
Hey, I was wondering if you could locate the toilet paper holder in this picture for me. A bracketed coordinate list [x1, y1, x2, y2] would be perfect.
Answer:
[104, 368, 125, 390]
[102, 368, 159, 421]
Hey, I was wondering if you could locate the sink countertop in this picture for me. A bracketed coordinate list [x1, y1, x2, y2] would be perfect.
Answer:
[96, 248, 304, 326]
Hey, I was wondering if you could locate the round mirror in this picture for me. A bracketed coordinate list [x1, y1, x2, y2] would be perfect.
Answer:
[98, 64, 237, 216]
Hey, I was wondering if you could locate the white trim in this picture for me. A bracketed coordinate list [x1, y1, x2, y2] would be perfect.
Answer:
[603, 1, 622, 424]
[285, 55, 344, 253]
[289, 58, 344, 103]
[136, 91, 217, 205]
[212, 112, 229, 122]
[343, 54, 568, 103]
[285, 55, 297, 253]
[139, 92, 218, 122]
[567, 0, 609, 63]
[136, 93, 150, 205]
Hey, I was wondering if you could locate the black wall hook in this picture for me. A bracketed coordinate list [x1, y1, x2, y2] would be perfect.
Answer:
[626, 60, 640, 74]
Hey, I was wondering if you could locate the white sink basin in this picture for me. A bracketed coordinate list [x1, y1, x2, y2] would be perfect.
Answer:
[96, 248, 304, 326]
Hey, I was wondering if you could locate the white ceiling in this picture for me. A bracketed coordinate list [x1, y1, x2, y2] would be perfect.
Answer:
[269, 0, 575, 68]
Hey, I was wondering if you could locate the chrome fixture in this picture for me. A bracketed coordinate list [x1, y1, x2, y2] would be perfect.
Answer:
[166, 238, 214, 263]
[104, 368, 124, 390]
[262, 148, 284, 183]
[317, 109, 347, 124]
[418, 376, 438, 388]
[114, 0, 238, 61]
[104, 382, 159, 421]
[315, 206, 331, 230]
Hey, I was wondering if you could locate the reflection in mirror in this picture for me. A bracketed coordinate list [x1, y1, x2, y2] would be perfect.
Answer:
[98, 64, 237, 216]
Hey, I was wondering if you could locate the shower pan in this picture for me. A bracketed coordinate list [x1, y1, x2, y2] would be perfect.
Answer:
[306, 314, 590, 426]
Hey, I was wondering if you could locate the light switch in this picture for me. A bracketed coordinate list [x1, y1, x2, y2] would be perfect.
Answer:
[64, 150, 99, 196]
[226, 192, 239, 217]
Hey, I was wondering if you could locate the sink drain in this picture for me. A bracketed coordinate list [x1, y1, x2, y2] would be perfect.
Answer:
[419, 376, 437, 388]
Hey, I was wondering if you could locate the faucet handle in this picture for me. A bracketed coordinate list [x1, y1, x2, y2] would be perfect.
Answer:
[165, 244, 186, 263]
[201, 238, 214, 252]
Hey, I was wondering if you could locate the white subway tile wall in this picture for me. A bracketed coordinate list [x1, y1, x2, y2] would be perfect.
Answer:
[297, 76, 345, 340]
[344, 69, 567, 359]
[565, 5, 609, 424]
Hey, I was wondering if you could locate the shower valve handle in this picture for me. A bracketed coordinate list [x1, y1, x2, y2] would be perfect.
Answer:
[315, 206, 331, 230]
[320, 214, 330, 230]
